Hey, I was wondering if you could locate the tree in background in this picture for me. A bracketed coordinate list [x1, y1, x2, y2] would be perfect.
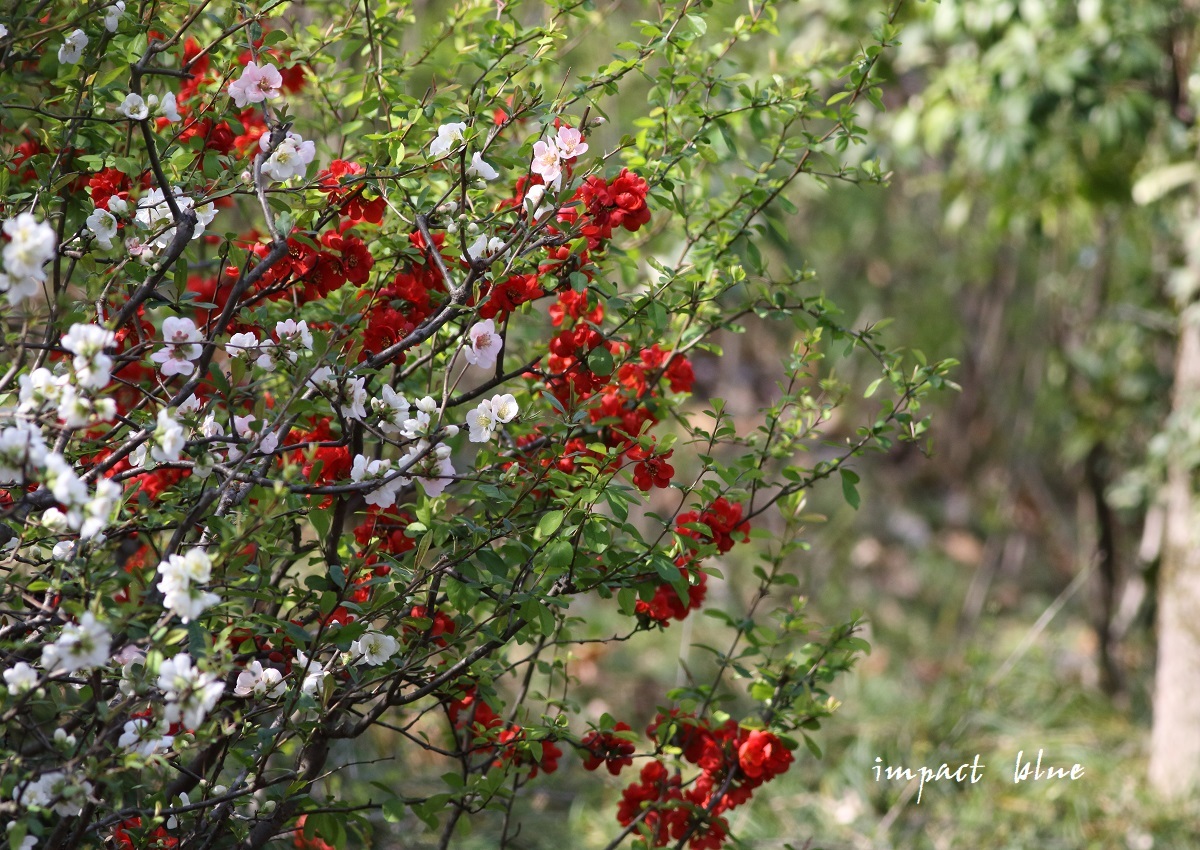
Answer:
[0, 1, 948, 848]
[818, 0, 1200, 799]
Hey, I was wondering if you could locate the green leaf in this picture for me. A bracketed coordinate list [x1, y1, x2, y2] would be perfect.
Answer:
[588, 346, 614, 376]
[536, 510, 565, 539]
[839, 468, 860, 510]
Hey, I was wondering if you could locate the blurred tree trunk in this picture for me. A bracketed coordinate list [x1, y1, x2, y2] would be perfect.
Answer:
[1150, 200, 1200, 798]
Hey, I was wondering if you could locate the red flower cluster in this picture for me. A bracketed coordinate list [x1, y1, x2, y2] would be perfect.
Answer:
[286, 418, 352, 485]
[576, 168, 652, 248]
[493, 725, 563, 779]
[89, 167, 131, 211]
[619, 343, 695, 396]
[580, 721, 637, 775]
[353, 505, 417, 556]
[636, 555, 706, 625]
[405, 605, 457, 648]
[114, 818, 178, 849]
[677, 497, 750, 555]
[477, 273, 545, 321]
[627, 443, 674, 492]
[617, 715, 794, 849]
[317, 159, 386, 224]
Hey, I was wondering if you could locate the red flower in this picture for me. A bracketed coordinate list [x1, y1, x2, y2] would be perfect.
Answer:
[736, 729, 793, 781]
[493, 725, 563, 778]
[676, 498, 750, 554]
[575, 168, 652, 247]
[406, 605, 457, 647]
[627, 444, 674, 491]
[293, 815, 335, 850]
[581, 721, 637, 775]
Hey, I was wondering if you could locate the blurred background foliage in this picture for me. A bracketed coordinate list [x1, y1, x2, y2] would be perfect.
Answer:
[359, 0, 1200, 846]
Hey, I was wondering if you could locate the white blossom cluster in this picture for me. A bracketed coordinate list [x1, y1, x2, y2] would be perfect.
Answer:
[156, 548, 220, 623]
[40, 612, 112, 674]
[157, 652, 224, 729]
[10, 768, 93, 817]
[234, 660, 286, 699]
[259, 130, 316, 183]
[133, 187, 217, 256]
[1, 213, 56, 306]
[227, 319, 314, 371]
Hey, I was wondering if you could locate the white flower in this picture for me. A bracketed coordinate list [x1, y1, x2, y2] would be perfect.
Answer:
[41, 612, 111, 674]
[43, 452, 88, 509]
[350, 454, 406, 508]
[429, 122, 467, 158]
[295, 650, 328, 696]
[464, 319, 502, 370]
[531, 138, 562, 186]
[135, 187, 218, 249]
[555, 125, 589, 159]
[466, 394, 517, 442]
[0, 24, 8, 39]
[234, 660, 286, 698]
[80, 478, 121, 540]
[274, 319, 313, 362]
[372, 385, 410, 436]
[225, 331, 259, 358]
[466, 233, 489, 262]
[150, 408, 186, 463]
[307, 366, 336, 391]
[229, 415, 279, 460]
[178, 394, 202, 415]
[523, 184, 548, 218]
[2, 213, 56, 303]
[340, 376, 368, 421]
[0, 421, 48, 484]
[3, 662, 38, 693]
[227, 61, 283, 108]
[159, 579, 220, 623]
[158, 90, 181, 122]
[157, 653, 224, 728]
[57, 384, 115, 429]
[118, 718, 174, 757]
[157, 549, 218, 622]
[41, 508, 70, 532]
[62, 323, 116, 390]
[17, 367, 67, 413]
[254, 339, 277, 371]
[350, 631, 398, 666]
[259, 131, 316, 183]
[117, 92, 149, 121]
[467, 151, 499, 181]
[490, 393, 519, 423]
[58, 29, 88, 64]
[16, 770, 92, 817]
[85, 207, 118, 250]
[107, 196, 129, 215]
[104, 1, 125, 32]
[466, 398, 497, 443]
[159, 548, 213, 585]
[150, 316, 203, 377]
[417, 453, 456, 497]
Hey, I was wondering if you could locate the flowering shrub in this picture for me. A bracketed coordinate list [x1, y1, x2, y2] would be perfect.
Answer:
[0, 1, 951, 849]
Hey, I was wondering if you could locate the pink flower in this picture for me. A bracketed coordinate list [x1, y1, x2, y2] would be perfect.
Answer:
[531, 139, 561, 186]
[150, 316, 203, 377]
[555, 125, 588, 160]
[227, 62, 283, 109]
[464, 319, 502, 370]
